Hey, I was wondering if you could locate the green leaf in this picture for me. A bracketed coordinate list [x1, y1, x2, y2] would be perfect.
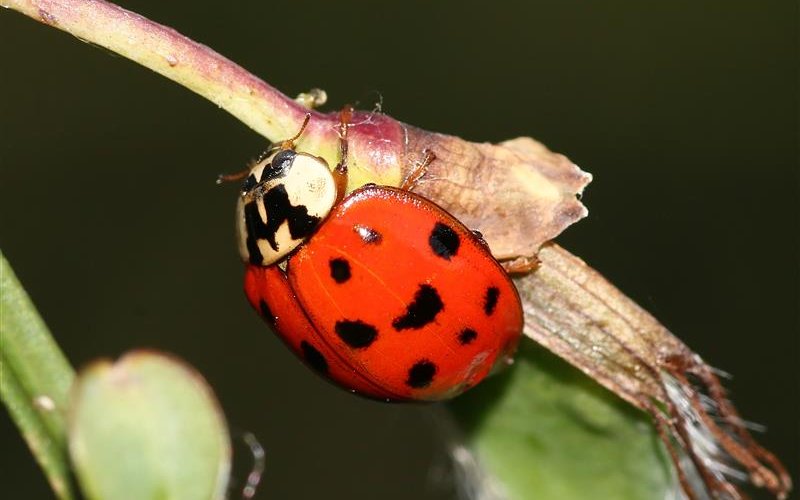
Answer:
[447, 340, 674, 500]
[68, 351, 232, 500]
[0, 251, 76, 499]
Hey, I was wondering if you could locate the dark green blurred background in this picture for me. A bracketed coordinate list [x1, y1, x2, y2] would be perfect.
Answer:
[1, 1, 796, 498]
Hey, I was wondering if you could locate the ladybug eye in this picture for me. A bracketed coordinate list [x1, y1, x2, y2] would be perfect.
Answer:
[270, 149, 296, 171]
[260, 149, 296, 182]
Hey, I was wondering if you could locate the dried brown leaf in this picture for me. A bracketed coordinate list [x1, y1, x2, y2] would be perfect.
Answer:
[404, 128, 592, 260]
[518, 244, 792, 500]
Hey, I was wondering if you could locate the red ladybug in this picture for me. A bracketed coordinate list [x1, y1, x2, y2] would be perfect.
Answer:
[236, 111, 523, 401]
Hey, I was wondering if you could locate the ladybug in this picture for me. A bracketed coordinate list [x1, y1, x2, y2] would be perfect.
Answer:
[236, 110, 523, 401]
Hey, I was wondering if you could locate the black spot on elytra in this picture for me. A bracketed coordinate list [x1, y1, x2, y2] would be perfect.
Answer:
[429, 222, 460, 260]
[329, 258, 351, 283]
[406, 360, 437, 388]
[300, 341, 329, 374]
[335, 320, 378, 348]
[258, 299, 275, 324]
[243, 184, 321, 263]
[353, 224, 382, 244]
[458, 328, 477, 345]
[483, 287, 500, 315]
[392, 284, 443, 330]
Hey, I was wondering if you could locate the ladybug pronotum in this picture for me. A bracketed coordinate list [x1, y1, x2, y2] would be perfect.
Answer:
[236, 148, 338, 266]
[236, 111, 523, 401]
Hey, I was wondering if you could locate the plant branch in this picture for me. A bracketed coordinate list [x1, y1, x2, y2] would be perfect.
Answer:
[2, 0, 590, 253]
[2, 1, 791, 498]
[2, 0, 309, 142]
[1, 251, 76, 499]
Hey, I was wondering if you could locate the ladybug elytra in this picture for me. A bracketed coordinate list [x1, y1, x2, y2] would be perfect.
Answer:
[235, 110, 523, 401]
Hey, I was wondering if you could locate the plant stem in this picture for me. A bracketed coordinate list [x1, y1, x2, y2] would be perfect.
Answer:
[1, 251, 75, 499]
[2, 2, 790, 498]
[2, 0, 309, 142]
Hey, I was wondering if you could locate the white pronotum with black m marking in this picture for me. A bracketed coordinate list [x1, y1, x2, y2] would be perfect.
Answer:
[236, 148, 337, 266]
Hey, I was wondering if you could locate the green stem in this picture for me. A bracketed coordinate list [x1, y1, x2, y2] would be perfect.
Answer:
[1, 251, 75, 499]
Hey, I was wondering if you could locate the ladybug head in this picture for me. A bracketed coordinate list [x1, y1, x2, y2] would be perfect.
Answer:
[235, 146, 337, 266]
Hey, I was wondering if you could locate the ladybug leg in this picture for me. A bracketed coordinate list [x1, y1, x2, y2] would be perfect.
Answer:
[333, 105, 353, 203]
[217, 145, 281, 185]
[400, 148, 436, 191]
[216, 168, 251, 185]
[216, 144, 283, 185]
[501, 254, 541, 275]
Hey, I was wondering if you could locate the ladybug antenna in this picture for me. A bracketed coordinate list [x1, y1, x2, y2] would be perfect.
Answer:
[280, 113, 312, 150]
